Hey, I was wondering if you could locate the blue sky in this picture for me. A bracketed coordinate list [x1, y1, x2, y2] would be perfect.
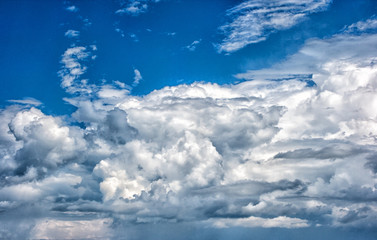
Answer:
[1, 0, 377, 239]
[2, 0, 376, 114]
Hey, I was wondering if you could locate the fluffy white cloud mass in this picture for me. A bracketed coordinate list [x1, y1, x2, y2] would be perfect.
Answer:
[2, 18, 377, 239]
[217, 0, 332, 53]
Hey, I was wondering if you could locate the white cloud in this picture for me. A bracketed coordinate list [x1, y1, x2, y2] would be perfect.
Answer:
[209, 216, 309, 228]
[116, 1, 148, 16]
[344, 16, 377, 33]
[185, 39, 202, 51]
[129, 33, 139, 42]
[217, 0, 332, 53]
[64, 29, 80, 38]
[66, 5, 78, 13]
[58, 45, 97, 93]
[115, 27, 125, 38]
[133, 69, 142, 86]
[7, 97, 42, 106]
[30, 218, 113, 240]
[2, 17, 377, 238]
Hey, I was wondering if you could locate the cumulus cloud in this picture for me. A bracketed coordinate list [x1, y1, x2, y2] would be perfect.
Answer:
[217, 0, 332, 53]
[2, 17, 377, 238]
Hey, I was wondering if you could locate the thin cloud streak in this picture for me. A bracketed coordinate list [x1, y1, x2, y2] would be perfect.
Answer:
[217, 0, 332, 53]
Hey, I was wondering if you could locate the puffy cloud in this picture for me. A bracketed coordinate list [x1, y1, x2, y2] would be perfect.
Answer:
[1, 107, 86, 179]
[2, 17, 377, 238]
[217, 0, 332, 53]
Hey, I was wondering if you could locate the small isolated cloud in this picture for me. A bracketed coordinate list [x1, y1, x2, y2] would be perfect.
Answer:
[58, 45, 97, 93]
[185, 39, 201, 51]
[116, 1, 148, 16]
[133, 69, 142, 86]
[66, 5, 78, 13]
[83, 18, 92, 27]
[217, 0, 332, 53]
[115, 28, 125, 38]
[129, 33, 139, 42]
[64, 29, 80, 38]
[7, 98, 42, 106]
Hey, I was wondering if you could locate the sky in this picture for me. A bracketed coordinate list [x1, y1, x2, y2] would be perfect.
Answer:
[1, 0, 377, 239]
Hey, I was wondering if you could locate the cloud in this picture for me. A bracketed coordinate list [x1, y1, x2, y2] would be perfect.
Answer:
[185, 39, 202, 51]
[2, 17, 377, 238]
[344, 16, 377, 33]
[30, 218, 113, 239]
[208, 216, 309, 228]
[58, 45, 97, 93]
[217, 0, 332, 53]
[66, 5, 78, 13]
[133, 69, 143, 86]
[115, 28, 125, 38]
[64, 29, 80, 38]
[116, 1, 148, 16]
[7, 97, 42, 106]
[129, 33, 139, 42]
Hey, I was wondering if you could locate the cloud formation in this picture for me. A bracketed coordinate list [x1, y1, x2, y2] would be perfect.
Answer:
[7, 97, 42, 106]
[64, 29, 80, 38]
[185, 39, 202, 51]
[1, 17, 377, 239]
[58, 45, 97, 93]
[116, 0, 160, 16]
[217, 0, 332, 53]
[66, 5, 78, 13]
[133, 69, 143, 86]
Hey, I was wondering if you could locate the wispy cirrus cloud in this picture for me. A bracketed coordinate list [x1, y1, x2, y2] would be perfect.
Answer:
[343, 16, 377, 33]
[7, 97, 42, 106]
[217, 0, 332, 53]
[64, 29, 80, 38]
[185, 39, 202, 51]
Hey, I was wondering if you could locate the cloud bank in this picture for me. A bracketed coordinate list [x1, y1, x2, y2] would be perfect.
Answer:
[1, 17, 377, 239]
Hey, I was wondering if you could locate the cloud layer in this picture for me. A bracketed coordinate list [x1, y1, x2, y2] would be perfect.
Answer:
[217, 0, 332, 53]
[1, 16, 377, 239]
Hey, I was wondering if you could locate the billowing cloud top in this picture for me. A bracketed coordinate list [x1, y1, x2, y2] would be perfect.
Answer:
[1, 5, 377, 240]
